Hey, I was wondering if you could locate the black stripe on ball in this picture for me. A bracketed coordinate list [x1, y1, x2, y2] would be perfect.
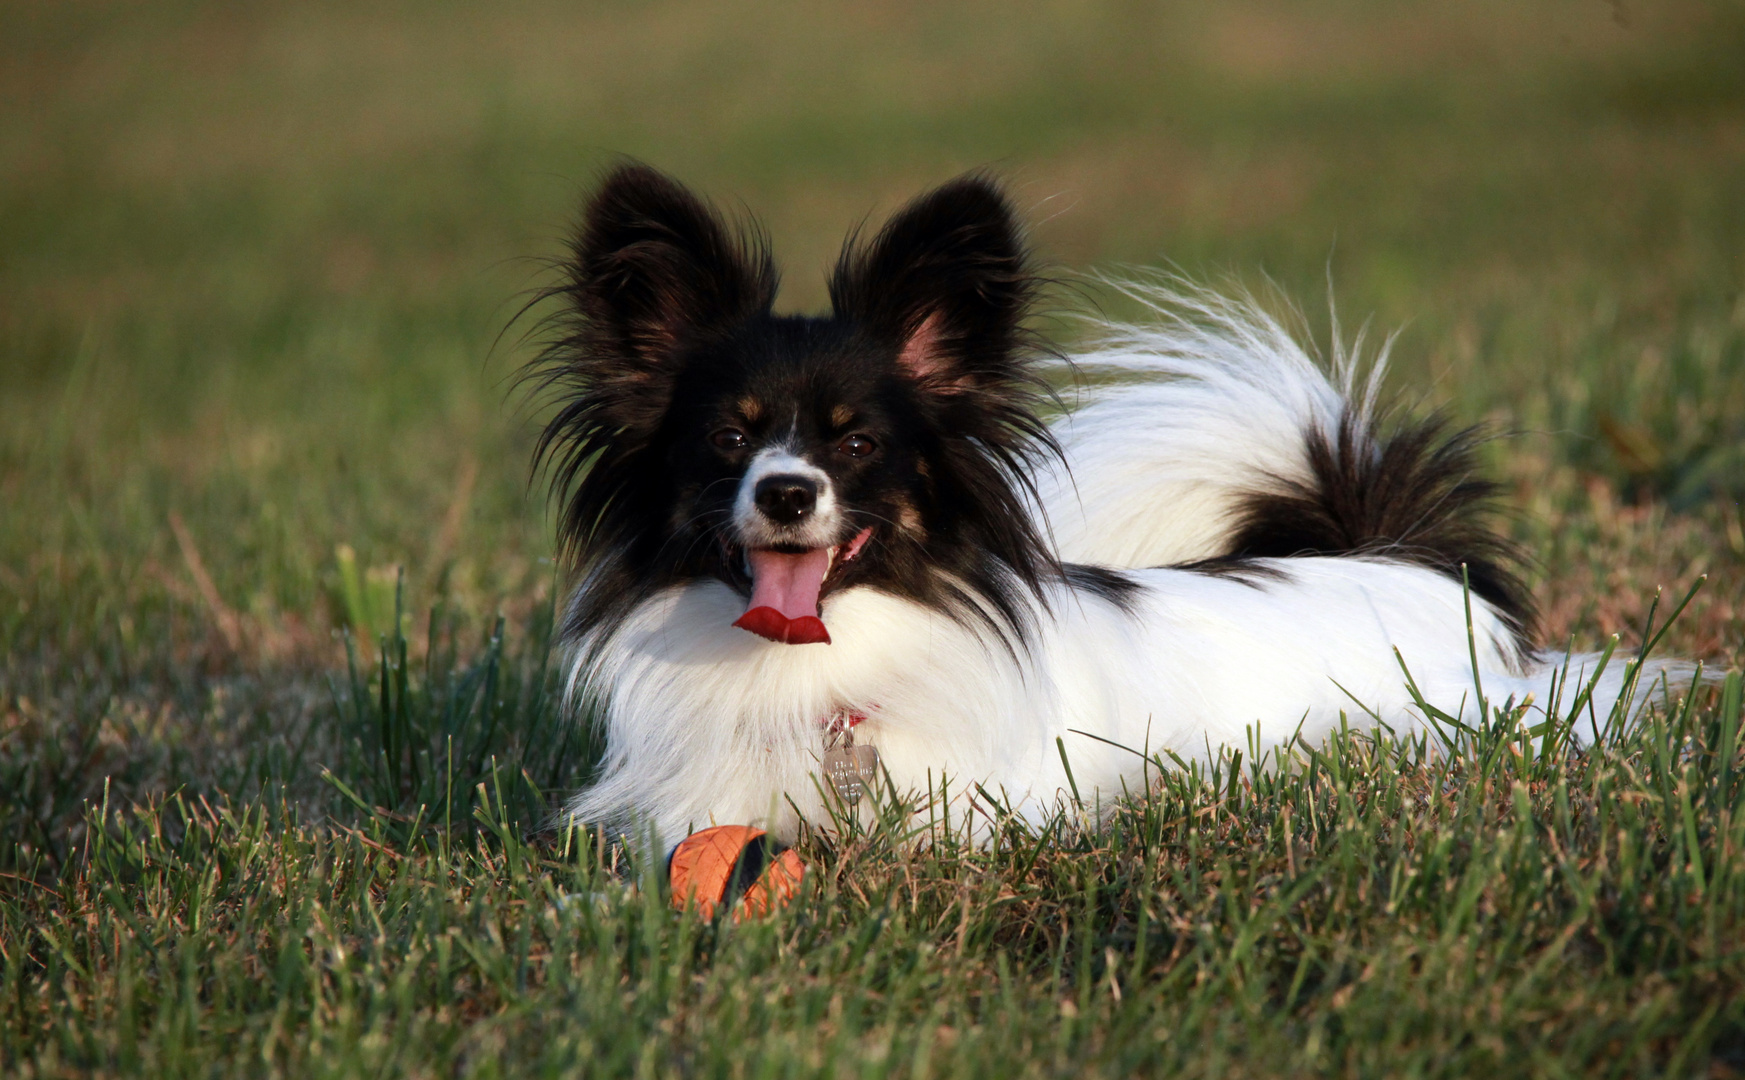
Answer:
[722, 835, 789, 911]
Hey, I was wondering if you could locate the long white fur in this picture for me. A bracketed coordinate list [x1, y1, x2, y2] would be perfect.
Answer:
[1032, 281, 1386, 568]
[563, 286, 1693, 850]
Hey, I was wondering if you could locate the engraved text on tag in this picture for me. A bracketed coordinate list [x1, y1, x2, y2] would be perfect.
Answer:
[822, 744, 880, 805]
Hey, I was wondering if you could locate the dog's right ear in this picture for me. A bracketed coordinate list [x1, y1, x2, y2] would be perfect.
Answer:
[563, 164, 776, 374]
[533, 167, 776, 566]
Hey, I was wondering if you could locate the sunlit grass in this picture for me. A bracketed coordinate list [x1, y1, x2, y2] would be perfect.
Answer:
[6, 660, 1741, 1075]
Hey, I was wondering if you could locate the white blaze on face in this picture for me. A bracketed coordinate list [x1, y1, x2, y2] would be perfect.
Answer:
[732, 447, 841, 550]
[728, 445, 857, 644]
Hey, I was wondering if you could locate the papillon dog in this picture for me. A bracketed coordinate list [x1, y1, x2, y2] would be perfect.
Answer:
[529, 164, 1691, 849]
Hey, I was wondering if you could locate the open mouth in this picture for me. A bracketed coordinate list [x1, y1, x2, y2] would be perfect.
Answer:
[731, 527, 874, 645]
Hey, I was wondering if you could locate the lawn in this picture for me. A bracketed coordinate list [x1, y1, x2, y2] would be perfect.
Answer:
[3, 1, 1744, 1075]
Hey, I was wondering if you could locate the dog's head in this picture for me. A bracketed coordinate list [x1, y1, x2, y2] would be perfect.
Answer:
[532, 165, 1059, 646]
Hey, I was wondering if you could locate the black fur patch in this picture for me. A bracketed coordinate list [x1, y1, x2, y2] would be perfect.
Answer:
[1168, 556, 1290, 588]
[1063, 563, 1143, 612]
[1221, 412, 1537, 647]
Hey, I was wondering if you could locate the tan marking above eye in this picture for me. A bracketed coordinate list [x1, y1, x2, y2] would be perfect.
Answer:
[830, 404, 854, 428]
[738, 397, 764, 422]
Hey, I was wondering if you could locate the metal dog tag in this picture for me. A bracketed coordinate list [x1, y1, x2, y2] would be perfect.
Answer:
[822, 744, 880, 805]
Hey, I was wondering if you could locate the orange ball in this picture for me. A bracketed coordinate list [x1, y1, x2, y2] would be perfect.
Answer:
[666, 825, 806, 920]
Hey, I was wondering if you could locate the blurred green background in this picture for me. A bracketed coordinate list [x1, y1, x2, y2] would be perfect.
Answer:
[3, 0, 1744, 844]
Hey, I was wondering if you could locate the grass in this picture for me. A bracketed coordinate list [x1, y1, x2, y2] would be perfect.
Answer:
[2, 0, 1744, 1074]
[7, 630, 1744, 1076]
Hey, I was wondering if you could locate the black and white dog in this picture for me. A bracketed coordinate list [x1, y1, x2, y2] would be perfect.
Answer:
[530, 164, 1681, 848]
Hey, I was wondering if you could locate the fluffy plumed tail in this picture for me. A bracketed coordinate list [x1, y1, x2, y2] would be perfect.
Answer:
[1038, 279, 1536, 646]
[1038, 280, 1725, 732]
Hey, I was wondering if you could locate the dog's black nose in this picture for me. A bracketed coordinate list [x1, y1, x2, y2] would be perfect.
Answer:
[754, 475, 818, 524]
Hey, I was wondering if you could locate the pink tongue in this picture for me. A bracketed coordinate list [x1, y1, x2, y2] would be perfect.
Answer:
[734, 548, 832, 645]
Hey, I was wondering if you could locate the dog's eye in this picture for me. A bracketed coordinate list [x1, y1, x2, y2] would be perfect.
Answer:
[837, 434, 877, 458]
[710, 428, 747, 451]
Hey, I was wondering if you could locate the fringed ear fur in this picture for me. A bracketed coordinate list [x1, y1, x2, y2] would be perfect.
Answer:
[565, 163, 776, 378]
[530, 164, 777, 564]
[829, 174, 1037, 394]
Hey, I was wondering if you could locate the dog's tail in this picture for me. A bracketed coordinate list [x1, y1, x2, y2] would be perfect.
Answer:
[1036, 279, 1725, 732]
[1484, 647, 1718, 746]
[1037, 278, 1536, 645]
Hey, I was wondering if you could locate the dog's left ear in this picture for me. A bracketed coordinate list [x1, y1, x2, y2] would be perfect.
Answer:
[830, 174, 1034, 393]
